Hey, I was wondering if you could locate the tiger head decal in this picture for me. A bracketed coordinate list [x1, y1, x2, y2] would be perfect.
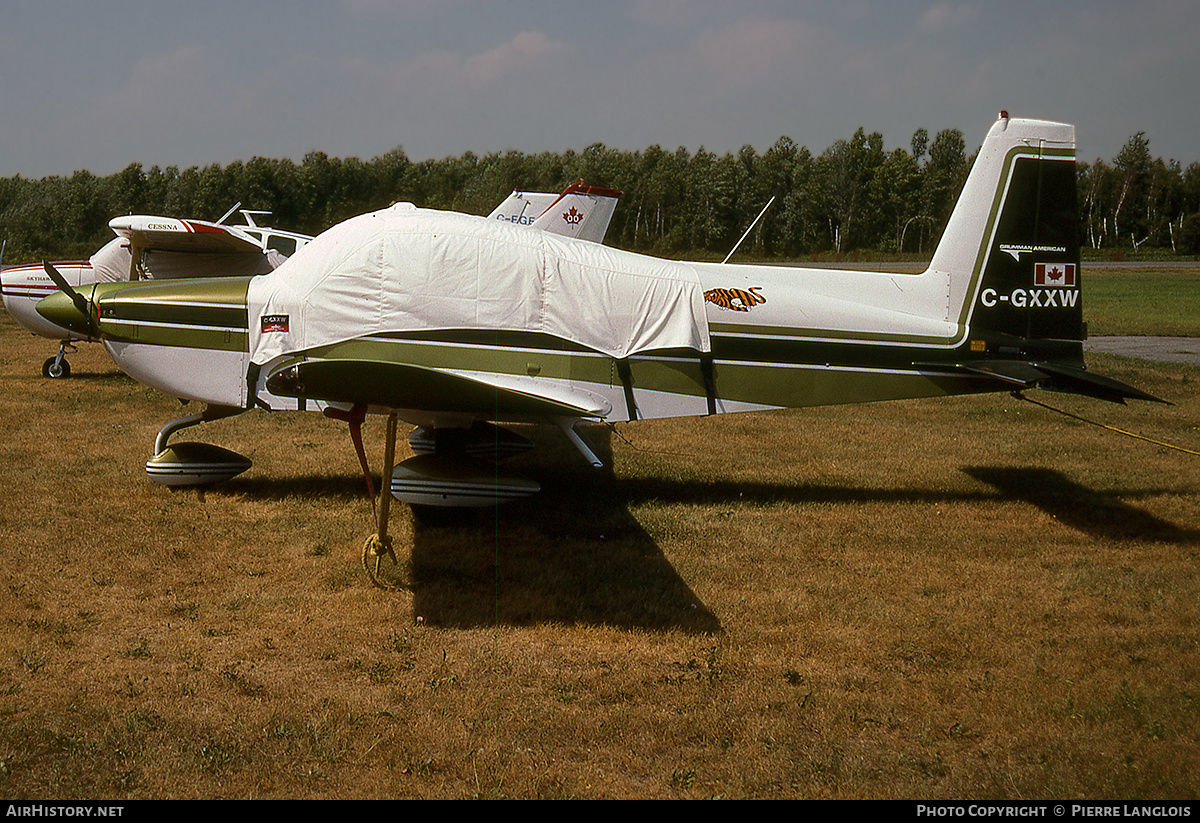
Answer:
[704, 286, 766, 312]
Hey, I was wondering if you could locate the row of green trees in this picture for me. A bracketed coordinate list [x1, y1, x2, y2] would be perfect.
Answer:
[1079, 132, 1200, 254]
[3, 128, 1198, 263]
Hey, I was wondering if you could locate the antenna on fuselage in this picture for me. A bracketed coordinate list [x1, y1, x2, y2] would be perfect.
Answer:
[239, 210, 272, 227]
[216, 202, 243, 224]
[722, 196, 775, 264]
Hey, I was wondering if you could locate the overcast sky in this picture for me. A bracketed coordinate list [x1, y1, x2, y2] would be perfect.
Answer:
[2, 0, 1197, 180]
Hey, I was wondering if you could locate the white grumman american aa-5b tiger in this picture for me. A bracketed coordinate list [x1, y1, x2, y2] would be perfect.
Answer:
[34, 114, 1162, 587]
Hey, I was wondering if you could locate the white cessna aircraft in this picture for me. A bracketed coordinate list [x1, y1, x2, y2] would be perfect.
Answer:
[36, 115, 1160, 586]
[4, 182, 619, 378]
[2, 207, 312, 378]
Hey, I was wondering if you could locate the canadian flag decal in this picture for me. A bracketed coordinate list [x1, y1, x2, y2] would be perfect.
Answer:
[1034, 263, 1077, 287]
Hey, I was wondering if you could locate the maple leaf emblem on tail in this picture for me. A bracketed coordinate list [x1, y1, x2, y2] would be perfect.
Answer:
[562, 206, 583, 225]
[1034, 262, 1077, 287]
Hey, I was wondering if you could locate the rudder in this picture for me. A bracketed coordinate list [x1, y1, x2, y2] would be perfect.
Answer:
[931, 114, 1084, 365]
[926, 114, 1161, 403]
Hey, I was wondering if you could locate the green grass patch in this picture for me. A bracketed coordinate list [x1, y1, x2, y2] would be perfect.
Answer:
[1085, 266, 1200, 336]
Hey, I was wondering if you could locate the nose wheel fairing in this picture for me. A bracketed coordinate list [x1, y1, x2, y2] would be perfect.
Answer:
[144, 406, 251, 487]
[145, 442, 252, 486]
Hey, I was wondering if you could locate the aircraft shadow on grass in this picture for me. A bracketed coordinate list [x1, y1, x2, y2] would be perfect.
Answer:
[222, 473, 369, 505]
[404, 427, 721, 633]
[411, 459, 1198, 629]
[44, 368, 128, 383]
[212, 434, 1196, 632]
[964, 466, 1200, 545]
[221, 426, 722, 634]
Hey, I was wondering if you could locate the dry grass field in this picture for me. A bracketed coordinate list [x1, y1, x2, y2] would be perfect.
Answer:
[0, 302, 1197, 799]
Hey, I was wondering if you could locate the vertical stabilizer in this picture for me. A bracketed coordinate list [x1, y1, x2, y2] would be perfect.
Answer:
[530, 181, 622, 243]
[488, 191, 559, 227]
[490, 181, 622, 243]
[930, 114, 1083, 362]
[925, 115, 1160, 402]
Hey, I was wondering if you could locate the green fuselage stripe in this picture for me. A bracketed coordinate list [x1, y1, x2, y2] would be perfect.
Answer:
[94, 277, 251, 352]
[308, 333, 990, 410]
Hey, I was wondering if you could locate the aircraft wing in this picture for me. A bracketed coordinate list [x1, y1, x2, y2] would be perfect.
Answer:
[264, 357, 613, 418]
[109, 216, 267, 255]
[107, 215, 284, 281]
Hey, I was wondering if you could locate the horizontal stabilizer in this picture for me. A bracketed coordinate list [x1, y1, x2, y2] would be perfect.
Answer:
[265, 358, 613, 418]
[920, 360, 1167, 405]
[1030, 361, 1168, 404]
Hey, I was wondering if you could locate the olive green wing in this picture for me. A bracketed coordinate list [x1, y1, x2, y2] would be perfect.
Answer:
[264, 357, 612, 418]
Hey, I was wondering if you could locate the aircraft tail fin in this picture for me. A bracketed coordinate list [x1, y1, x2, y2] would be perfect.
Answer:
[927, 113, 1160, 403]
[489, 181, 621, 243]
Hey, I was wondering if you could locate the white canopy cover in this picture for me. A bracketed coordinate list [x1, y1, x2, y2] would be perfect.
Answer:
[248, 203, 711, 365]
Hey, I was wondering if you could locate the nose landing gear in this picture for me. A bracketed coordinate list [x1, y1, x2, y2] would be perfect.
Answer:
[42, 342, 77, 379]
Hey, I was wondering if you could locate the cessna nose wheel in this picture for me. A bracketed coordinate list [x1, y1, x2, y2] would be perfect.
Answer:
[42, 342, 77, 379]
[42, 356, 70, 379]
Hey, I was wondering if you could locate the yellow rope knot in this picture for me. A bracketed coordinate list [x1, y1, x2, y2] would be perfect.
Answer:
[362, 533, 408, 591]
